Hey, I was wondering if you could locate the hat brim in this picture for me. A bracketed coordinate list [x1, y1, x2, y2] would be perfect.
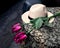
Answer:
[21, 11, 54, 23]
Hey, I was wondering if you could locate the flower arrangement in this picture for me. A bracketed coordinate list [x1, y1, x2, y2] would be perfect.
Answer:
[12, 12, 60, 45]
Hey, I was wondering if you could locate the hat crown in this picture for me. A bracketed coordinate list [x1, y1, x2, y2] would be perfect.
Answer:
[22, 4, 54, 23]
[29, 4, 47, 18]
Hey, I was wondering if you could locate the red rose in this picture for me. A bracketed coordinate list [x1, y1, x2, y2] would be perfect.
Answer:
[12, 23, 22, 33]
[14, 32, 27, 43]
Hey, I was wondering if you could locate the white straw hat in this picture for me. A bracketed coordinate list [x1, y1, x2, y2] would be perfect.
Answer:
[21, 4, 54, 23]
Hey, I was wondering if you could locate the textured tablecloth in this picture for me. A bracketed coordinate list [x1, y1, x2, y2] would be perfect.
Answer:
[22, 7, 60, 48]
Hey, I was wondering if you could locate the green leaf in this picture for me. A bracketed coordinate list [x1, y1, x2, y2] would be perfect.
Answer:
[30, 18, 43, 29]
[41, 17, 48, 21]
[30, 18, 39, 24]
[54, 12, 60, 17]
[34, 18, 43, 29]
[47, 23, 53, 27]
[30, 20, 34, 24]
[44, 20, 53, 27]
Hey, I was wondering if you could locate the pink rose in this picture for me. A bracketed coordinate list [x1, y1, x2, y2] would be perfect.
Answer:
[12, 23, 22, 33]
[14, 32, 27, 43]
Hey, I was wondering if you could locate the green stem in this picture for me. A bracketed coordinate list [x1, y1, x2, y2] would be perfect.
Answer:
[48, 12, 60, 20]
[22, 23, 34, 34]
[22, 23, 30, 26]
[26, 28, 33, 34]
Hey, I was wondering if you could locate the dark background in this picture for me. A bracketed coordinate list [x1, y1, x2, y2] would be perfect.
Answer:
[0, 0, 22, 15]
[0, 0, 25, 48]
[0, 0, 60, 15]
[41, 0, 60, 7]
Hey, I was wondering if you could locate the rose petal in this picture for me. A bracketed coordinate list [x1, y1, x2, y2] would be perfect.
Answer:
[19, 35, 27, 40]
[12, 23, 20, 29]
[16, 38, 21, 43]
[14, 37, 22, 43]
[15, 32, 25, 38]
[13, 26, 22, 32]
[14, 32, 27, 43]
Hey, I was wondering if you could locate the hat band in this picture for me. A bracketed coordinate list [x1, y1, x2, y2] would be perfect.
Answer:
[28, 16, 33, 20]
[28, 14, 47, 20]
